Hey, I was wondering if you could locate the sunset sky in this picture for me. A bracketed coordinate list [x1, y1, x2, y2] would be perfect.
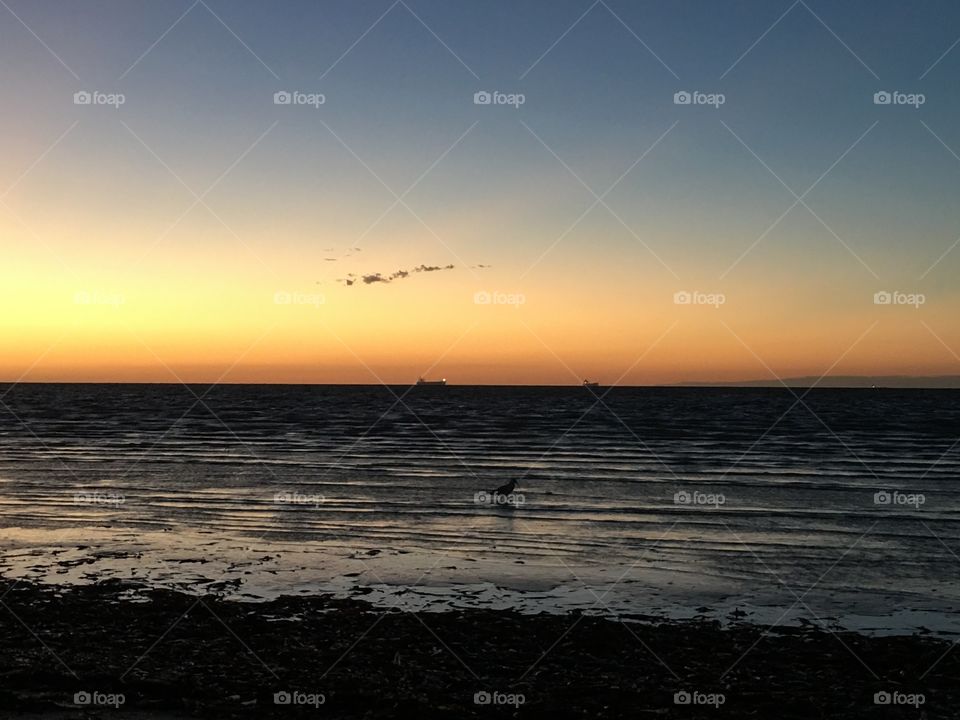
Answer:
[2, 0, 960, 384]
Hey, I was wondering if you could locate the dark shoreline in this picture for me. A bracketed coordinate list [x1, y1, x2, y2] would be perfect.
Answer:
[0, 580, 955, 718]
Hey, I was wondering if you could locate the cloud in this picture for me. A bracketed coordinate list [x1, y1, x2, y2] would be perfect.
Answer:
[340, 263, 456, 286]
[322, 247, 362, 263]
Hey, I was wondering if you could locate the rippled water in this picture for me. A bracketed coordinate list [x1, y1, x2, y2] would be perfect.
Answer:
[1, 384, 958, 632]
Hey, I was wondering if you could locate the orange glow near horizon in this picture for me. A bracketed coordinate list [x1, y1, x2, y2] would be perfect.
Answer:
[4, 94, 960, 386]
[4, 251, 959, 385]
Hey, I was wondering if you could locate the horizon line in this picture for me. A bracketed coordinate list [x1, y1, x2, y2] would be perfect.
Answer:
[2, 377, 959, 389]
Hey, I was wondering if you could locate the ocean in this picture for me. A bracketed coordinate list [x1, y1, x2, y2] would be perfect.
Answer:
[1, 384, 958, 634]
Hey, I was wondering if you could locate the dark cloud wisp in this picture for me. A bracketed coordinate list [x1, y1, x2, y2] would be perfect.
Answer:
[341, 264, 456, 287]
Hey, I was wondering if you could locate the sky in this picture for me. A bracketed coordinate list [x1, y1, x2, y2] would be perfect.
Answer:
[2, 0, 960, 385]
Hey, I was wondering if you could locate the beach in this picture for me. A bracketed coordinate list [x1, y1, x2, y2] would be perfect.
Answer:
[0, 579, 954, 718]
[1, 385, 958, 716]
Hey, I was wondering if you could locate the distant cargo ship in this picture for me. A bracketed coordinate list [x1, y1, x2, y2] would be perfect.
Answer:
[582, 380, 600, 388]
[416, 377, 447, 386]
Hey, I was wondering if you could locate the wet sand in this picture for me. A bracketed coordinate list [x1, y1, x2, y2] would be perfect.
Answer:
[0, 579, 955, 718]
[5, 532, 960, 639]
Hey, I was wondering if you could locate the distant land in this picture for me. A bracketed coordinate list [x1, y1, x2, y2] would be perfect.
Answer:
[676, 376, 960, 389]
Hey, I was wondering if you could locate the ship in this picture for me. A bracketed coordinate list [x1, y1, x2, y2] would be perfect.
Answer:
[582, 379, 600, 388]
[416, 377, 447, 386]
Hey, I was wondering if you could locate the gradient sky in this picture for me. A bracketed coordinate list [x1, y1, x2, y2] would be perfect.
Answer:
[2, 0, 960, 384]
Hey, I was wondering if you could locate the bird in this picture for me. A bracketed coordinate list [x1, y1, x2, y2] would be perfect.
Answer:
[490, 479, 518, 498]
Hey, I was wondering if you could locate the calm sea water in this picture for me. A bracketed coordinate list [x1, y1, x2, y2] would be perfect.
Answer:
[1, 384, 958, 632]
